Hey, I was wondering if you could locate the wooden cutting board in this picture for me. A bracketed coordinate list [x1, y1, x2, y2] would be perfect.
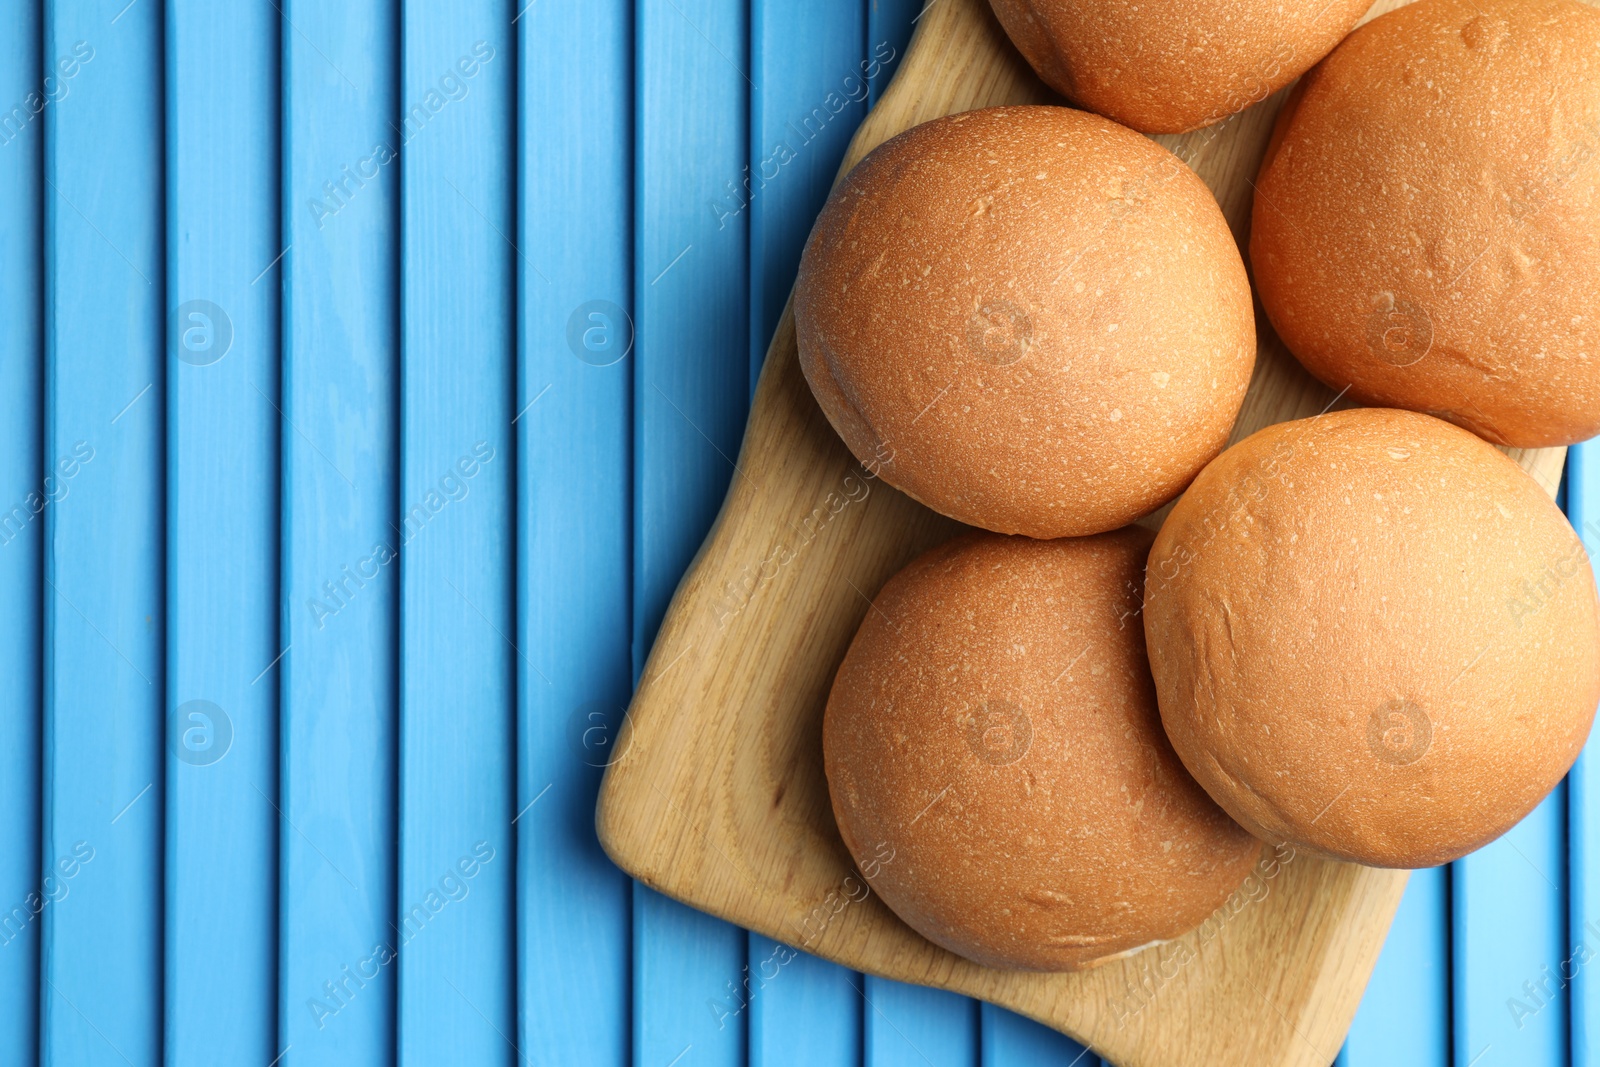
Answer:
[597, 1, 1568, 1064]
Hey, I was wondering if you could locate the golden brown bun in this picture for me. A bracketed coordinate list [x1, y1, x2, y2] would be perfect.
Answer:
[824, 529, 1262, 971]
[988, 0, 1373, 133]
[795, 107, 1256, 539]
[1251, 0, 1600, 447]
[1145, 408, 1600, 868]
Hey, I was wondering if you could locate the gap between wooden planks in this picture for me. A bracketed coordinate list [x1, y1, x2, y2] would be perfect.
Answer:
[598, 1, 1566, 1064]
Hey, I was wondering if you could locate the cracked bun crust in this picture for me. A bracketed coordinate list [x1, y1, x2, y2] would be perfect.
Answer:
[1251, 0, 1600, 447]
[795, 106, 1255, 539]
[823, 529, 1262, 971]
[987, 0, 1373, 134]
[1145, 407, 1600, 868]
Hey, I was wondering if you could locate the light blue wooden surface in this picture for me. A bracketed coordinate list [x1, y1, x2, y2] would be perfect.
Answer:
[1572, 442, 1600, 1067]
[397, 3, 515, 1062]
[982, 1002, 1101, 1066]
[5, 1, 1598, 1064]
[1456, 788, 1569, 1067]
[280, 0, 398, 1061]
[866, 979, 980, 1066]
[165, 0, 279, 1062]
[0, 0, 43, 1059]
[518, 0, 635, 1065]
[1345, 866, 1451, 1067]
[43, 0, 164, 1061]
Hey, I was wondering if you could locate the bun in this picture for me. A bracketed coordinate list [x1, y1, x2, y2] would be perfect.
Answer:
[796, 106, 1255, 539]
[1145, 407, 1600, 868]
[1251, 0, 1600, 447]
[824, 529, 1262, 971]
[988, 0, 1373, 134]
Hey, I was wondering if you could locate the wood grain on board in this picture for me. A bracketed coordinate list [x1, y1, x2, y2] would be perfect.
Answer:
[597, 1, 1567, 1064]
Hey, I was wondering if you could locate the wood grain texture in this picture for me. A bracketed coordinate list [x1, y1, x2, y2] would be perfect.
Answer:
[397, 6, 515, 1061]
[516, 3, 633, 1064]
[280, 0, 399, 1059]
[43, 0, 165, 1060]
[597, 1, 1570, 1064]
[166, 0, 280, 1060]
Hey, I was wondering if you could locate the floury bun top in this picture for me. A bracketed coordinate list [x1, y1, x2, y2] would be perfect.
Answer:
[1251, 0, 1600, 446]
[795, 106, 1256, 539]
[824, 529, 1262, 970]
[1144, 408, 1600, 868]
[986, 0, 1374, 133]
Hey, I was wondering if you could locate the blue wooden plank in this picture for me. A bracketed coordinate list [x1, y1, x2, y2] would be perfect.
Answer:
[864, 977, 979, 1067]
[279, 0, 399, 1061]
[1573, 441, 1600, 1067]
[164, 0, 280, 1062]
[980, 1004, 1099, 1066]
[41, 0, 164, 1061]
[635, 889, 749, 1066]
[748, 939, 863, 1067]
[1453, 776, 1569, 1066]
[866, 0, 921, 106]
[396, 8, 514, 1064]
[747, 0, 866, 393]
[516, 2, 634, 1065]
[0, 0, 43, 1060]
[1343, 866, 1451, 1067]
[634, 0, 752, 1063]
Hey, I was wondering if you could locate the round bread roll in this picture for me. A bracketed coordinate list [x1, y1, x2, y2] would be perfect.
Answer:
[1251, 0, 1600, 447]
[824, 529, 1262, 971]
[795, 106, 1256, 539]
[987, 0, 1373, 134]
[1145, 407, 1600, 868]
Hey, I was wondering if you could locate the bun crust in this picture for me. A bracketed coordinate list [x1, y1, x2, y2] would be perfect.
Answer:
[1251, 0, 1600, 447]
[988, 0, 1373, 133]
[1145, 407, 1600, 868]
[824, 529, 1262, 971]
[795, 106, 1255, 539]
